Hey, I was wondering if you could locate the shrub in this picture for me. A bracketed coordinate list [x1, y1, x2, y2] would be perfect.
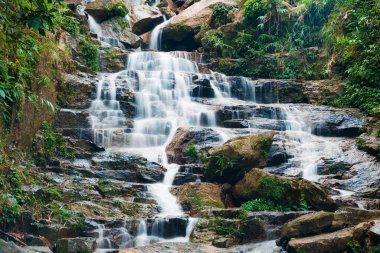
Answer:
[211, 4, 237, 27]
[79, 37, 100, 71]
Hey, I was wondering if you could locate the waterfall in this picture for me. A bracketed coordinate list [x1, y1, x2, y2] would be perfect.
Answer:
[88, 32, 354, 251]
[281, 106, 344, 181]
[149, 18, 169, 50]
[87, 14, 103, 38]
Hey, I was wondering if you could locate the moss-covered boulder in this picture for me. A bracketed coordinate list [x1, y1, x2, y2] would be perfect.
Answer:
[232, 169, 337, 211]
[204, 131, 274, 184]
[173, 182, 224, 216]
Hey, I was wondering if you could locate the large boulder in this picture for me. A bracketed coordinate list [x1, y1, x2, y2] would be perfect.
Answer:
[232, 169, 337, 211]
[56, 238, 96, 253]
[161, 0, 237, 49]
[281, 211, 334, 240]
[100, 18, 142, 49]
[129, 5, 164, 35]
[165, 127, 221, 164]
[86, 0, 127, 23]
[205, 131, 274, 184]
[286, 227, 355, 253]
[173, 182, 224, 216]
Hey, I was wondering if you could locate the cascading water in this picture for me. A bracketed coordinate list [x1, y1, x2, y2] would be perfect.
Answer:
[86, 11, 361, 251]
[281, 106, 344, 181]
[149, 18, 169, 50]
[87, 14, 103, 38]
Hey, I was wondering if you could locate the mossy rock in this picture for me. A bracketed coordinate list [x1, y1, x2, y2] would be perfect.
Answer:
[232, 169, 337, 211]
[204, 131, 274, 184]
[175, 182, 224, 216]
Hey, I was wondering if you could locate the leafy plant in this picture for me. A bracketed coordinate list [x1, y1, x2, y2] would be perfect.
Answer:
[241, 198, 288, 212]
[186, 144, 199, 159]
[211, 4, 237, 27]
[79, 37, 100, 71]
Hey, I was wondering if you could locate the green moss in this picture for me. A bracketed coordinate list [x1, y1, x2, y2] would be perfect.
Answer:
[258, 175, 291, 202]
[241, 199, 289, 212]
[187, 189, 224, 211]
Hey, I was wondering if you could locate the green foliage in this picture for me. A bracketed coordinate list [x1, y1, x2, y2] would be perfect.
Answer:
[107, 1, 128, 18]
[0, 154, 30, 226]
[323, 0, 380, 115]
[369, 245, 380, 253]
[0, 0, 72, 126]
[186, 144, 199, 159]
[241, 198, 288, 212]
[347, 240, 362, 253]
[211, 4, 237, 27]
[59, 14, 80, 37]
[259, 175, 291, 202]
[97, 180, 117, 196]
[79, 37, 100, 71]
[34, 121, 74, 164]
[212, 219, 246, 238]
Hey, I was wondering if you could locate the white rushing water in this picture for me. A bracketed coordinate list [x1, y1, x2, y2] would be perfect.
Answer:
[87, 13, 359, 250]
[87, 14, 103, 38]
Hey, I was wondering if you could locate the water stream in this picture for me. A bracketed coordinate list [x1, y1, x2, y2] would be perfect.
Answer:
[86, 10, 359, 252]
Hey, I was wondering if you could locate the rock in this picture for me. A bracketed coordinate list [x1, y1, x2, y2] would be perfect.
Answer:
[245, 211, 311, 243]
[56, 238, 96, 253]
[191, 78, 215, 98]
[92, 153, 164, 183]
[0, 239, 25, 253]
[32, 224, 75, 244]
[100, 19, 142, 49]
[23, 247, 53, 253]
[357, 133, 380, 158]
[287, 227, 354, 253]
[119, 242, 221, 253]
[190, 218, 241, 247]
[281, 211, 334, 240]
[54, 109, 91, 129]
[232, 169, 337, 211]
[173, 182, 224, 216]
[369, 221, 380, 244]
[129, 5, 164, 35]
[316, 160, 352, 176]
[99, 47, 129, 72]
[205, 131, 274, 184]
[332, 208, 380, 230]
[162, 0, 237, 50]
[60, 73, 96, 109]
[166, 127, 221, 164]
[24, 234, 47, 247]
[86, 0, 126, 23]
